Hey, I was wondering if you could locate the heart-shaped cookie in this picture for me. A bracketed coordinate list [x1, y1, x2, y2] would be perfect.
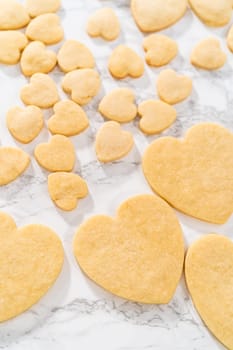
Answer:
[73, 194, 184, 303]
[95, 121, 134, 162]
[99, 88, 137, 123]
[191, 38, 226, 70]
[87, 8, 120, 41]
[25, 0, 61, 17]
[108, 45, 144, 79]
[185, 234, 233, 350]
[138, 100, 177, 135]
[0, 31, 28, 65]
[157, 69, 192, 104]
[48, 172, 88, 211]
[0, 212, 64, 322]
[35, 135, 75, 172]
[26, 13, 63, 45]
[131, 0, 187, 32]
[20, 41, 57, 77]
[20, 73, 59, 108]
[57, 40, 95, 73]
[0, 0, 30, 30]
[62, 69, 101, 105]
[48, 100, 89, 136]
[143, 123, 233, 224]
[7, 105, 44, 144]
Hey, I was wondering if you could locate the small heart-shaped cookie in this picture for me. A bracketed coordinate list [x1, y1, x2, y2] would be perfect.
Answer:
[95, 121, 134, 162]
[0, 212, 63, 322]
[0, 31, 28, 65]
[7, 105, 43, 144]
[157, 69, 192, 104]
[73, 194, 184, 303]
[25, 0, 61, 17]
[99, 88, 137, 123]
[35, 135, 75, 172]
[26, 13, 63, 45]
[57, 40, 95, 73]
[227, 25, 233, 53]
[108, 45, 144, 79]
[20, 73, 59, 108]
[87, 8, 120, 41]
[191, 38, 226, 70]
[143, 34, 178, 67]
[185, 234, 233, 350]
[0, 0, 30, 30]
[48, 172, 88, 211]
[138, 100, 177, 135]
[48, 100, 89, 136]
[0, 147, 30, 185]
[62, 69, 101, 106]
[21, 41, 57, 77]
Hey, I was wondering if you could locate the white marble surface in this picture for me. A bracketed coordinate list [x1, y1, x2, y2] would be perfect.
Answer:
[0, 1, 233, 349]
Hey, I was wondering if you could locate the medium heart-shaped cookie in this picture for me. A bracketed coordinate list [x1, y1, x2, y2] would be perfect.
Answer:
[191, 38, 226, 70]
[157, 69, 192, 104]
[25, 0, 61, 17]
[0, 31, 28, 65]
[108, 45, 144, 79]
[48, 172, 88, 211]
[95, 121, 134, 162]
[0, 0, 30, 30]
[73, 194, 184, 303]
[185, 234, 233, 350]
[143, 123, 233, 224]
[87, 8, 120, 41]
[34, 135, 75, 172]
[0, 212, 63, 322]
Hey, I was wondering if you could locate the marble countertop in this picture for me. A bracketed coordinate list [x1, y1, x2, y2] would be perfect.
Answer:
[0, 1, 233, 349]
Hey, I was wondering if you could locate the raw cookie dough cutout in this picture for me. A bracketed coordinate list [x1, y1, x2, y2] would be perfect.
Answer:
[0, 31, 28, 65]
[87, 8, 120, 41]
[191, 38, 226, 70]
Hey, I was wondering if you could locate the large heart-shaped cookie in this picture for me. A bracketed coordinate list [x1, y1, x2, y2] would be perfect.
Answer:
[191, 38, 226, 70]
[143, 123, 233, 224]
[0, 31, 28, 65]
[185, 234, 233, 350]
[87, 8, 120, 41]
[73, 194, 184, 303]
[0, 0, 30, 30]
[0, 212, 63, 322]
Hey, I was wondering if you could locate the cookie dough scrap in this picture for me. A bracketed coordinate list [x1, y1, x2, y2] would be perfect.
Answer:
[157, 69, 192, 104]
[57, 40, 95, 73]
[108, 45, 144, 79]
[0, 31, 28, 65]
[191, 38, 226, 70]
[34, 135, 76, 172]
[21, 41, 57, 77]
[185, 234, 233, 350]
[48, 172, 88, 211]
[95, 121, 134, 163]
[7, 106, 43, 144]
[87, 8, 120, 41]
[138, 100, 177, 135]
[48, 100, 89, 136]
[143, 34, 178, 67]
[131, 0, 187, 32]
[142, 123, 233, 224]
[99, 88, 137, 123]
[0, 148, 30, 185]
[25, 0, 61, 17]
[0, 212, 64, 322]
[0, 0, 30, 30]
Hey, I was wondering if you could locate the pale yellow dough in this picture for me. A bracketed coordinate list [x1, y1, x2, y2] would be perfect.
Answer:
[21, 41, 57, 77]
[20, 73, 59, 108]
[142, 123, 233, 224]
[35, 135, 75, 172]
[138, 100, 177, 135]
[191, 38, 226, 70]
[227, 25, 233, 53]
[131, 0, 187, 32]
[62, 69, 101, 105]
[0, 0, 30, 30]
[0, 31, 28, 65]
[48, 172, 88, 211]
[26, 13, 63, 45]
[143, 34, 178, 67]
[25, 0, 61, 17]
[57, 40, 95, 73]
[7, 106, 43, 144]
[99, 88, 137, 123]
[0, 148, 30, 185]
[185, 234, 233, 350]
[108, 45, 144, 79]
[157, 69, 192, 105]
[95, 121, 134, 163]
[87, 8, 120, 41]
[48, 100, 89, 136]
[0, 212, 64, 322]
